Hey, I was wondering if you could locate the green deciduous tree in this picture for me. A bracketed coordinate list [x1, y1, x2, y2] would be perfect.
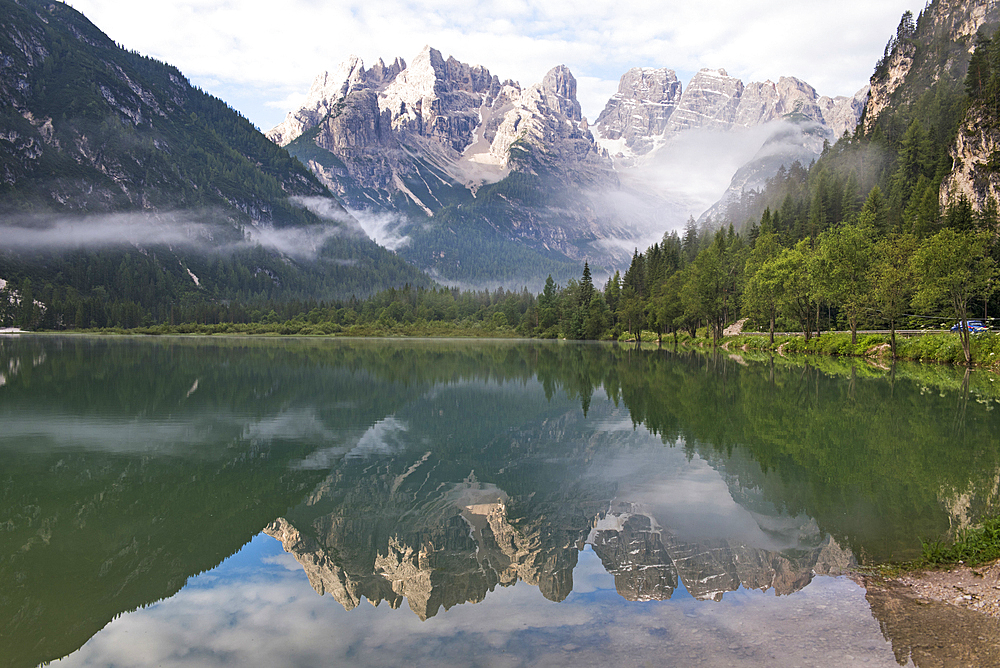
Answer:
[911, 229, 997, 363]
[742, 232, 784, 343]
[817, 222, 875, 344]
[870, 233, 917, 356]
[774, 240, 818, 340]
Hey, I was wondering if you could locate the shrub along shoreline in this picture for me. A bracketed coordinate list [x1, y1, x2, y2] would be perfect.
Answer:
[35, 322, 1000, 372]
[718, 330, 1000, 370]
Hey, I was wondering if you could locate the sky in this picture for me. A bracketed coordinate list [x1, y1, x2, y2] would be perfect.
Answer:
[66, 0, 917, 133]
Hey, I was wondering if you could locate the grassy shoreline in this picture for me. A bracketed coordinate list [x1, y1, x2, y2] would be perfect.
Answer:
[693, 330, 1000, 373]
[25, 322, 1000, 370]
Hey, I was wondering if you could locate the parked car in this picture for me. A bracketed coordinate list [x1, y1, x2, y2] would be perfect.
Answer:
[950, 320, 989, 333]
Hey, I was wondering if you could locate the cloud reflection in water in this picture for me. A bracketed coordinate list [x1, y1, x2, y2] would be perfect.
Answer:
[50, 535, 901, 668]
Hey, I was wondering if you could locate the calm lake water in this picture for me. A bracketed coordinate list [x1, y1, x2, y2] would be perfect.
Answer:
[3, 334, 1000, 667]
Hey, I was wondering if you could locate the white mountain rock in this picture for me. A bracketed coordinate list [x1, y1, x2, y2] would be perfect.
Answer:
[266, 50, 869, 284]
[818, 86, 870, 138]
[594, 67, 682, 156]
[595, 68, 868, 161]
[267, 55, 404, 147]
[665, 68, 745, 134]
[268, 47, 609, 210]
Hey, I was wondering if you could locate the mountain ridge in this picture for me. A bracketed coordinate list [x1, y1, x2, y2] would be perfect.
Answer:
[269, 49, 867, 288]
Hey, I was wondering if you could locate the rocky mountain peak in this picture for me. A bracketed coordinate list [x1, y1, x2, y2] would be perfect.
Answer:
[377, 46, 498, 151]
[665, 68, 745, 134]
[540, 65, 582, 121]
[368, 56, 407, 84]
[594, 67, 682, 155]
[596, 64, 869, 163]
[266, 53, 405, 147]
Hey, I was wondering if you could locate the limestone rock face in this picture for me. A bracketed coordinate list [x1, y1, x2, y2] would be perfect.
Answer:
[819, 86, 871, 138]
[594, 68, 682, 155]
[863, 42, 916, 134]
[665, 68, 745, 134]
[540, 64, 582, 121]
[493, 65, 608, 178]
[733, 77, 825, 128]
[267, 56, 404, 147]
[267, 50, 869, 285]
[597, 68, 867, 159]
[940, 107, 1000, 210]
[864, 0, 999, 133]
[377, 46, 498, 152]
[268, 49, 609, 211]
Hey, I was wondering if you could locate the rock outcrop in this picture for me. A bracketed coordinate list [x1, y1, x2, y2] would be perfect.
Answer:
[665, 68, 746, 134]
[940, 106, 1000, 210]
[266, 55, 405, 147]
[268, 50, 867, 286]
[268, 47, 608, 207]
[595, 68, 867, 162]
[594, 67, 682, 155]
[864, 0, 999, 133]
[818, 86, 871, 138]
[863, 41, 917, 134]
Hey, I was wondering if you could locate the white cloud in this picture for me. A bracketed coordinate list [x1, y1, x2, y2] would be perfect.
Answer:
[69, 0, 915, 130]
[264, 90, 307, 111]
[49, 538, 901, 668]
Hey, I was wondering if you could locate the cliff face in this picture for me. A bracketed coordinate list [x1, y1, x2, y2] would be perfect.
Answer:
[268, 48, 627, 286]
[268, 47, 609, 204]
[863, 0, 1000, 212]
[594, 68, 867, 163]
[863, 42, 918, 133]
[665, 68, 746, 134]
[594, 67, 683, 156]
[267, 47, 873, 286]
[940, 106, 1000, 208]
[864, 0, 999, 133]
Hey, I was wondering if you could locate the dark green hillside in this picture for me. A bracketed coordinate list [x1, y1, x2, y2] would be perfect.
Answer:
[0, 0, 430, 327]
[396, 171, 590, 288]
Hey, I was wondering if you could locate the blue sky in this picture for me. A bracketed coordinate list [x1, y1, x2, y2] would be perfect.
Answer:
[69, 0, 916, 132]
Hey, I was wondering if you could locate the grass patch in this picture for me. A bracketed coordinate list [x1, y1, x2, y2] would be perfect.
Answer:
[919, 517, 1000, 568]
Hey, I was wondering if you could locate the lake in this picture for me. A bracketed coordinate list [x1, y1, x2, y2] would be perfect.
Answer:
[3, 334, 1000, 667]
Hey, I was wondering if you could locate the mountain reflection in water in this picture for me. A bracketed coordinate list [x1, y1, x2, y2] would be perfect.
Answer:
[2, 335, 999, 667]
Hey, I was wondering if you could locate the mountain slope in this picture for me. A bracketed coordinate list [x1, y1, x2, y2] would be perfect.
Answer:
[0, 0, 430, 328]
[271, 50, 868, 288]
[271, 48, 617, 288]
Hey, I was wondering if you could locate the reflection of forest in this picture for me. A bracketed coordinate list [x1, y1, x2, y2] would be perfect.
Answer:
[1, 336, 999, 666]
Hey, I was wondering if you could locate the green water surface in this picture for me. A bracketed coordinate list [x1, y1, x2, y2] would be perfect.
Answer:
[2, 335, 998, 667]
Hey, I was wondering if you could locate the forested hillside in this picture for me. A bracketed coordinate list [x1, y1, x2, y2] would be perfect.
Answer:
[570, 1, 1000, 362]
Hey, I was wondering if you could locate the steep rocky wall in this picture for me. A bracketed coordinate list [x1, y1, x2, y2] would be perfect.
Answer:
[864, 0, 999, 133]
[940, 107, 1000, 209]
